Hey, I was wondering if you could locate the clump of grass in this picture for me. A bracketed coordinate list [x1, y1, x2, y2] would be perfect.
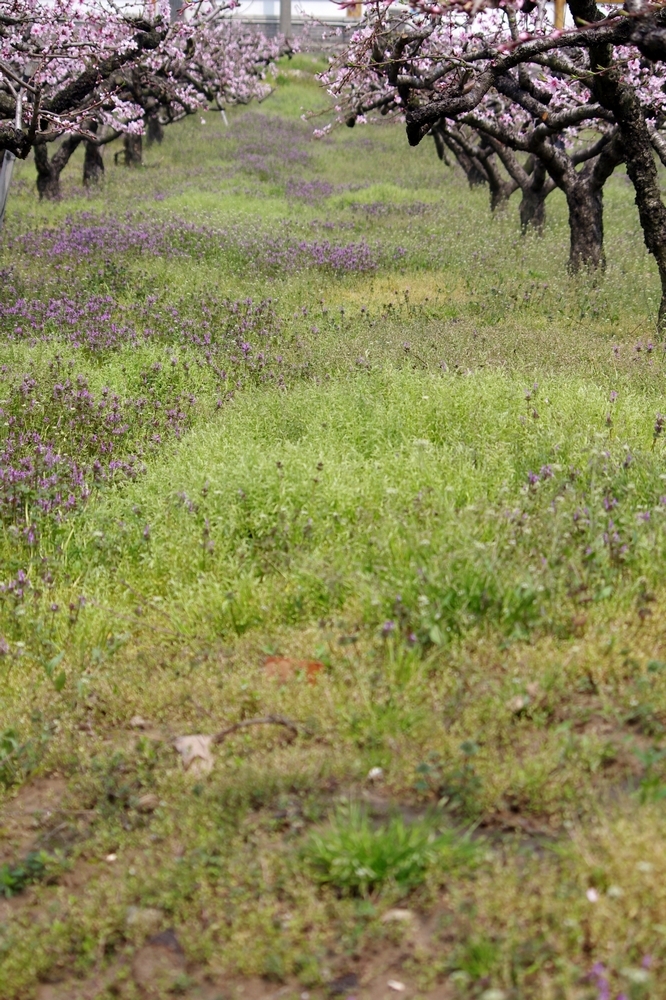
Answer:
[306, 804, 476, 896]
[0, 850, 62, 898]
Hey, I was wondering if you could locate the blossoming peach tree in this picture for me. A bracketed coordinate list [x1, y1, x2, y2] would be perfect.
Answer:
[324, 0, 666, 328]
[0, 0, 283, 208]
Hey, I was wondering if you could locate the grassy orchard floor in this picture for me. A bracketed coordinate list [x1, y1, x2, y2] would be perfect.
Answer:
[2, 54, 666, 998]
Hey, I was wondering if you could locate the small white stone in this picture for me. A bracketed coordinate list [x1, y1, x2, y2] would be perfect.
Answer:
[105, 853, 117, 862]
[387, 981, 406, 992]
[367, 767, 384, 782]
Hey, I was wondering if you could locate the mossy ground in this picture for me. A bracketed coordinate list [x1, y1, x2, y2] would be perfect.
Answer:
[0, 56, 665, 1000]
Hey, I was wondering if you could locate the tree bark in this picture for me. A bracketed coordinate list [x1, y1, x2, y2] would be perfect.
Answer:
[519, 188, 547, 233]
[431, 126, 451, 166]
[523, 129, 623, 271]
[518, 160, 550, 234]
[34, 144, 60, 200]
[566, 181, 605, 271]
[482, 149, 517, 212]
[487, 141, 554, 235]
[610, 105, 666, 330]
[123, 133, 143, 167]
[570, 0, 666, 330]
[561, 137, 623, 271]
[440, 130, 488, 188]
[146, 115, 164, 146]
[34, 135, 82, 200]
[83, 140, 104, 185]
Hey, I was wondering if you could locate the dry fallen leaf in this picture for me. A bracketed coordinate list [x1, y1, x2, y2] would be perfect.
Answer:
[173, 734, 213, 775]
[264, 655, 324, 685]
[387, 981, 406, 992]
[130, 715, 148, 729]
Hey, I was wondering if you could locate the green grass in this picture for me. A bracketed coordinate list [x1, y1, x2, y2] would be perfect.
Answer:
[306, 805, 478, 896]
[1, 67, 666, 999]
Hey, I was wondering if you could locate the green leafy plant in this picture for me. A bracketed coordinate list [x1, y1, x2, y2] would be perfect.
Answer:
[305, 804, 477, 896]
[415, 743, 483, 816]
[636, 746, 666, 803]
[0, 850, 62, 898]
[0, 724, 50, 789]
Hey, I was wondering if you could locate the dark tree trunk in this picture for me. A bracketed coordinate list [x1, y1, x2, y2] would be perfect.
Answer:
[34, 143, 61, 200]
[34, 135, 82, 200]
[519, 160, 550, 234]
[562, 136, 623, 271]
[487, 141, 554, 236]
[146, 115, 164, 146]
[525, 127, 623, 271]
[83, 141, 104, 185]
[611, 108, 666, 331]
[562, 133, 624, 270]
[441, 132, 488, 188]
[566, 182, 605, 271]
[571, 0, 666, 331]
[483, 152, 517, 213]
[432, 126, 450, 165]
[457, 148, 488, 188]
[519, 188, 547, 233]
[123, 133, 143, 167]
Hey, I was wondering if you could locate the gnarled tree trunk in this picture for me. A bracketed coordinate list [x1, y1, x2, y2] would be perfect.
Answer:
[562, 172, 610, 273]
[489, 142, 554, 235]
[570, 0, 666, 330]
[439, 128, 488, 188]
[566, 181, 605, 271]
[124, 134, 143, 167]
[146, 115, 164, 146]
[34, 143, 61, 200]
[609, 106, 666, 330]
[34, 135, 83, 200]
[519, 160, 551, 234]
[482, 149, 517, 213]
[522, 125, 623, 271]
[83, 121, 104, 186]
[431, 126, 451, 166]
[563, 133, 623, 272]
[83, 141, 104, 186]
